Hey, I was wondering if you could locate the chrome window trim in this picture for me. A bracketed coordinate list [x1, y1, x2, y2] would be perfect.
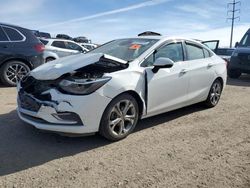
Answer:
[0, 25, 26, 43]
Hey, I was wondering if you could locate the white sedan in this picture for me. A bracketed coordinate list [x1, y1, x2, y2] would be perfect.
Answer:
[17, 36, 227, 141]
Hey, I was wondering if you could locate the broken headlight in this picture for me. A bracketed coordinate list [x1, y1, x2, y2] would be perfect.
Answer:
[59, 77, 111, 95]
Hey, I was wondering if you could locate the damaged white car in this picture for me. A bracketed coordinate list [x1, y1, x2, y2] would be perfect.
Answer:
[17, 37, 227, 141]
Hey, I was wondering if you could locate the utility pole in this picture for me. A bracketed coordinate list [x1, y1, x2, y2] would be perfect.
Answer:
[227, 0, 241, 48]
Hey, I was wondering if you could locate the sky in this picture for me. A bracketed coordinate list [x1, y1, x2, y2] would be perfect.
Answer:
[0, 0, 249, 47]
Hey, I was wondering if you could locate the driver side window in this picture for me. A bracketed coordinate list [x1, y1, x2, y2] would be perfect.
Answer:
[141, 43, 184, 67]
[65, 42, 82, 51]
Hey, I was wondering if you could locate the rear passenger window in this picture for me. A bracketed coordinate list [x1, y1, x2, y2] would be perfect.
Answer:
[0, 27, 8, 42]
[52, 41, 66, 49]
[186, 43, 204, 60]
[3, 27, 24, 41]
[40, 39, 49, 45]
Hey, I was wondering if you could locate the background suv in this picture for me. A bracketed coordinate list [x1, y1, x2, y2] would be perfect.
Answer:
[40, 38, 88, 62]
[228, 28, 250, 78]
[0, 23, 44, 86]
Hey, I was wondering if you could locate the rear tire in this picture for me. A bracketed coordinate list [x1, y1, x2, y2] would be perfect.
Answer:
[228, 69, 241, 79]
[99, 93, 139, 141]
[0, 61, 30, 87]
[205, 79, 222, 108]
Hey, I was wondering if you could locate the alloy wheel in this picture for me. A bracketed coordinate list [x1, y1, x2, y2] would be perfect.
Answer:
[108, 100, 137, 136]
[210, 82, 222, 106]
[5, 63, 29, 84]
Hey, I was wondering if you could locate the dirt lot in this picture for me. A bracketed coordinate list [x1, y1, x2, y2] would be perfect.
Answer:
[0, 76, 250, 188]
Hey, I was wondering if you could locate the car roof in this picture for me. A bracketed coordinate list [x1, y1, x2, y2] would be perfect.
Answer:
[129, 36, 203, 44]
[0, 22, 27, 30]
[40, 38, 77, 42]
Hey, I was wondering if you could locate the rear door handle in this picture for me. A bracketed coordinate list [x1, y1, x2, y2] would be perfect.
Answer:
[180, 69, 189, 74]
[207, 63, 213, 68]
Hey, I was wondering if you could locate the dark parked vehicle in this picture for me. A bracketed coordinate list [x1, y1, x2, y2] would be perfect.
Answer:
[228, 28, 250, 78]
[0, 23, 45, 86]
[39, 32, 51, 39]
[56, 34, 72, 40]
[73, 36, 91, 43]
[216, 48, 235, 63]
[32, 30, 51, 39]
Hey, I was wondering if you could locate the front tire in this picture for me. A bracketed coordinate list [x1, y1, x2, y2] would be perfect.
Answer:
[0, 61, 30, 87]
[205, 79, 222, 108]
[99, 93, 139, 141]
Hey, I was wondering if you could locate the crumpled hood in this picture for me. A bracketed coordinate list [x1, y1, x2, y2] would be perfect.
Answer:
[30, 53, 127, 80]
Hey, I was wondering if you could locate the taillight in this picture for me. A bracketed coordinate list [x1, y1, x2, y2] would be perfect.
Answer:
[34, 43, 45, 52]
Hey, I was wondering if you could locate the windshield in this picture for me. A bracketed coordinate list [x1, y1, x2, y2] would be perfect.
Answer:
[239, 33, 250, 47]
[89, 38, 159, 61]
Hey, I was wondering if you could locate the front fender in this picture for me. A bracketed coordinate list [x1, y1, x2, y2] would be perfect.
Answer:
[97, 70, 147, 115]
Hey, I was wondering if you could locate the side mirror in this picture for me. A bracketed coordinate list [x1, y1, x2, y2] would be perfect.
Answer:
[152, 57, 174, 73]
[235, 42, 239, 48]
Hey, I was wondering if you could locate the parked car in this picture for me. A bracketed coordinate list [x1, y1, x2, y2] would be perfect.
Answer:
[39, 38, 88, 62]
[80, 43, 98, 51]
[32, 30, 51, 39]
[17, 36, 227, 141]
[73, 36, 91, 43]
[0, 23, 44, 86]
[216, 48, 235, 63]
[228, 28, 250, 78]
[39, 32, 51, 39]
[56, 34, 72, 40]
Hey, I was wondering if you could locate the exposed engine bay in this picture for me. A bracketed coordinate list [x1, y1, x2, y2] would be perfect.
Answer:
[20, 57, 128, 99]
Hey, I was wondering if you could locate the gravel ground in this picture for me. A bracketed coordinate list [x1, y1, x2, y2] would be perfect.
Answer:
[0, 76, 250, 188]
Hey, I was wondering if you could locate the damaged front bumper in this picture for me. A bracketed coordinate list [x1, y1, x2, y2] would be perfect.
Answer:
[17, 87, 112, 134]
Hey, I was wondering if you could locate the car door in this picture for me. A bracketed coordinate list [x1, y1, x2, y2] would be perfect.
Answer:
[202, 40, 219, 54]
[143, 42, 190, 116]
[65, 42, 84, 55]
[50, 41, 73, 58]
[184, 41, 215, 103]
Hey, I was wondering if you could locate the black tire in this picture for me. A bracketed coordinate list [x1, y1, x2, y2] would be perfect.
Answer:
[0, 61, 30, 87]
[228, 69, 241, 79]
[99, 93, 139, 141]
[205, 79, 223, 108]
[46, 57, 55, 63]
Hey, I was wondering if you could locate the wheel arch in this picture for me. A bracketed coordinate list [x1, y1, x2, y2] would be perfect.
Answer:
[45, 56, 56, 62]
[110, 90, 145, 119]
[215, 77, 224, 89]
[0, 58, 33, 69]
